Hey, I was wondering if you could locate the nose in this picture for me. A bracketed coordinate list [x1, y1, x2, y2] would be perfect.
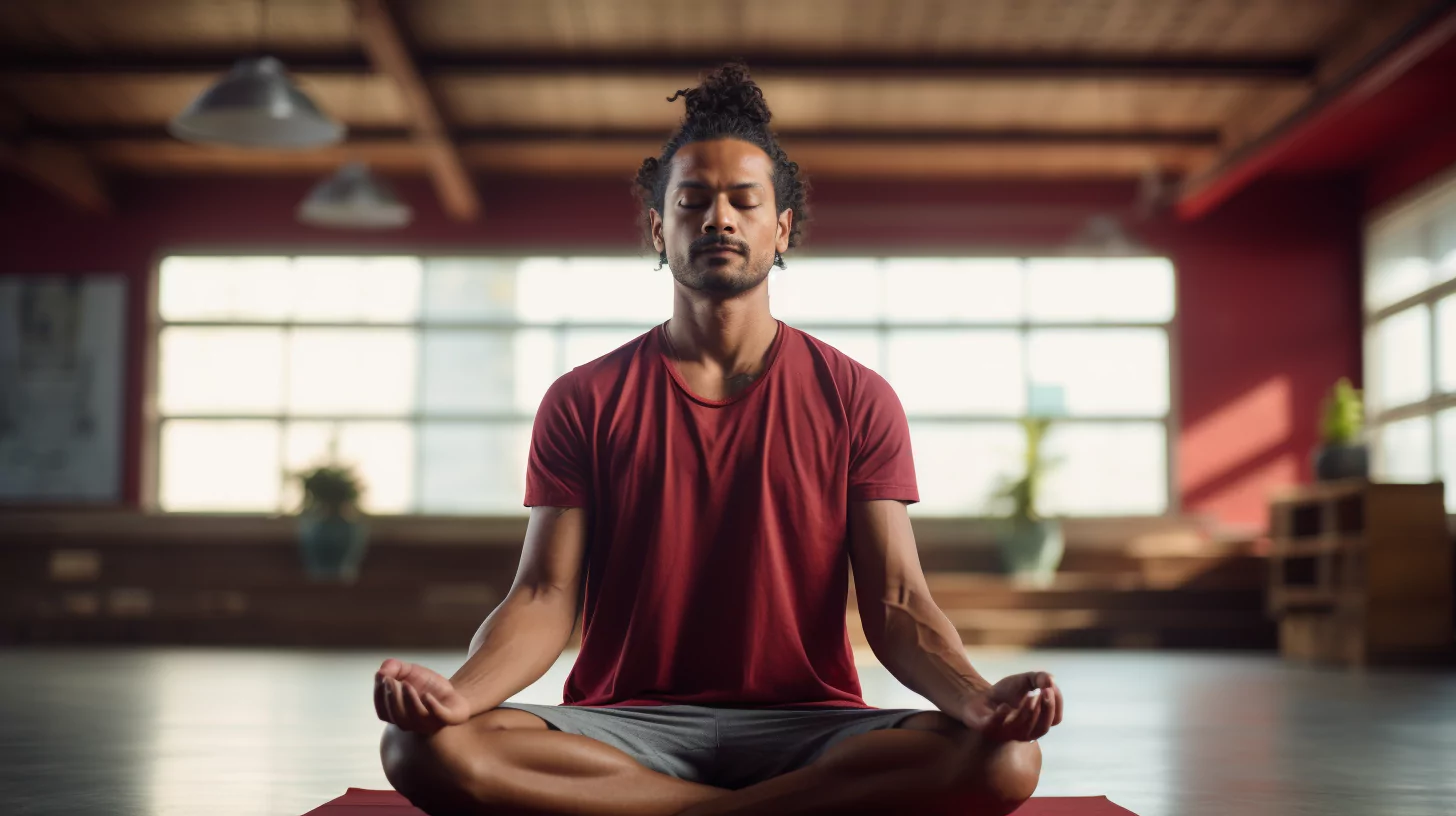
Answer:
[702, 198, 736, 235]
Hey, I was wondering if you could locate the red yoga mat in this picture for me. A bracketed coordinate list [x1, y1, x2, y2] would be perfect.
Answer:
[301, 787, 1140, 815]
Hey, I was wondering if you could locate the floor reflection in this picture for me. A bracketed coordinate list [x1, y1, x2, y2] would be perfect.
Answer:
[2, 648, 1453, 816]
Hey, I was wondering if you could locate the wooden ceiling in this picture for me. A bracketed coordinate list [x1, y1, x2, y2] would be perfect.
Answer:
[0, 0, 1447, 219]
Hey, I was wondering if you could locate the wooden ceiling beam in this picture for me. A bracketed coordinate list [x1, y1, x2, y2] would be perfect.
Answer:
[0, 52, 1316, 82]
[47, 124, 1225, 147]
[0, 100, 110, 213]
[1177, 0, 1455, 219]
[350, 0, 479, 221]
[84, 136, 1216, 180]
[0, 138, 111, 213]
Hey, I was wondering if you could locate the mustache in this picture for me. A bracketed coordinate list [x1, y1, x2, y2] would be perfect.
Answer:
[689, 234, 748, 256]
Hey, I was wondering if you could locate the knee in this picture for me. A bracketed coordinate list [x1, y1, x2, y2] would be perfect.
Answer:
[939, 738, 1041, 816]
[379, 724, 441, 799]
[380, 722, 483, 808]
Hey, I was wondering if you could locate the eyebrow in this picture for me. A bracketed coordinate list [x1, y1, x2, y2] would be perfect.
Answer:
[674, 181, 764, 192]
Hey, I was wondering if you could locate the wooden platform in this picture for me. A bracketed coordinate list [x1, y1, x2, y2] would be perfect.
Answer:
[1, 510, 1272, 650]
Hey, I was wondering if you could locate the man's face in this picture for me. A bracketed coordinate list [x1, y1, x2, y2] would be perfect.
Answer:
[651, 139, 793, 296]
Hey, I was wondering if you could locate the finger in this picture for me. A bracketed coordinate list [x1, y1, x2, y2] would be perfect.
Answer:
[1016, 689, 1042, 740]
[403, 682, 431, 721]
[387, 678, 411, 727]
[423, 691, 446, 720]
[374, 675, 390, 722]
[378, 658, 402, 680]
[1029, 689, 1055, 739]
[1049, 683, 1064, 726]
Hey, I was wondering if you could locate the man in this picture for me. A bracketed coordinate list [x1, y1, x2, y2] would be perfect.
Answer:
[375, 63, 1062, 816]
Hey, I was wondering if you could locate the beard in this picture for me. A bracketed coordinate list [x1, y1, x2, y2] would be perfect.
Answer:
[667, 238, 773, 296]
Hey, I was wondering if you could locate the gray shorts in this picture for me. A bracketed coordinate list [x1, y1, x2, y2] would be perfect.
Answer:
[497, 702, 927, 790]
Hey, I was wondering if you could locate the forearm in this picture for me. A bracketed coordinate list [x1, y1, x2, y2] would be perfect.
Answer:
[865, 586, 993, 719]
[448, 586, 577, 716]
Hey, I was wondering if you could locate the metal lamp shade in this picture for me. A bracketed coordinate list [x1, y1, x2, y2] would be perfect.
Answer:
[297, 163, 413, 229]
[168, 56, 346, 148]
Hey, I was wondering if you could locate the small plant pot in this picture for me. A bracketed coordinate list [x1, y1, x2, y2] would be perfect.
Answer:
[1313, 443, 1369, 482]
[997, 519, 1064, 589]
[297, 507, 370, 583]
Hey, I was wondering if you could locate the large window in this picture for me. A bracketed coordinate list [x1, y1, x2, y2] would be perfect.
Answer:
[1365, 166, 1456, 507]
[152, 254, 1175, 517]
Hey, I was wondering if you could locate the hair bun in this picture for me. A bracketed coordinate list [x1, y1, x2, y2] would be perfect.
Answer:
[667, 62, 772, 126]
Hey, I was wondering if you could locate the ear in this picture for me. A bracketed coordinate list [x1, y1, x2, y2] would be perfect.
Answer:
[776, 207, 793, 254]
[649, 209, 665, 254]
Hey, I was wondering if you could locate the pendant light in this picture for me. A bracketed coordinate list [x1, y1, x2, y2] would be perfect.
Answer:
[297, 162, 413, 229]
[168, 2, 344, 148]
[168, 55, 346, 148]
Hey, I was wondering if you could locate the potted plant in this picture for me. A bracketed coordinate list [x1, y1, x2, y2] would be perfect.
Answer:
[293, 461, 370, 583]
[992, 417, 1065, 588]
[1313, 378, 1369, 482]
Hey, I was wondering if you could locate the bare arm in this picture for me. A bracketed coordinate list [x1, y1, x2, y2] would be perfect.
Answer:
[848, 499, 1064, 740]
[448, 505, 587, 716]
[847, 499, 992, 718]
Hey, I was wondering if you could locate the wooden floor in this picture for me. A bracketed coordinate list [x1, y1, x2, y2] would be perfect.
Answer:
[2, 648, 1453, 816]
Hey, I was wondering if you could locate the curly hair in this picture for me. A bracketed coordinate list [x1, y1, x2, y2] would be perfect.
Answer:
[634, 63, 809, 261]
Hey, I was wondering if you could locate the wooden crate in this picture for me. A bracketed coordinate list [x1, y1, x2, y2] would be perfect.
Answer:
[1268, 480, 1454, 666]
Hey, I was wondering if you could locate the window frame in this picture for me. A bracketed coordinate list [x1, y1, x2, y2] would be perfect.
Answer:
[1364, 162, 1456, 493]
[142, 248, 1181, 518]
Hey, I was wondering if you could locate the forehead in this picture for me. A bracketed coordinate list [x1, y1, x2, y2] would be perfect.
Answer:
[668, 139, 774, 187]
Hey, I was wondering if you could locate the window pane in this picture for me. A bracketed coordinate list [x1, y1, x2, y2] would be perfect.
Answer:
[1040, 422, 1166, 516]
[1437, 410, 1456, 510]
[908, 422, 1021, 515]
[1366, 216, 1432, 311]
[287, 329, 417, 415]
[1028, 329, 1168, 417]
[1438, 296, 1456, 393]
[420, 330, 514, 413]
[422, 258, 517, 322]
[291, 257, 421, 322]
[768, 259, 882, 322]
[888, 330, 1023, 415]
[1370, 307, 1431, 411]
[159, 327, 284, 414]
[883, 258, 1022, 322]
[159, 420, 279, 511]
[281, 421, 334, 513]
[516, 258, 568, 322]
[280, 420, 413, 514]
[418, 423, 532, 514]
[339, 422, 414, 513]
[564, 327, 647, 369]
[561, 257, 672, 322]
[808, 329, 881, 371]
[1026, 258, 1175, 323]
[158, 256, 291, 321]
[1435, 194, 1456, 284]
[1376, 416, 1433, 483]
[514, 329, 561, 414]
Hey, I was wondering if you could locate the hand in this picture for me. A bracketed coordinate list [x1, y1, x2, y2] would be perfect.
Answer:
[959, 671, 1063, 742]
[374, 658, 472, 733]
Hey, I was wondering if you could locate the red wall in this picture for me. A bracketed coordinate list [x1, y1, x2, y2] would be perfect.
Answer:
[0, 171, 1363, 531]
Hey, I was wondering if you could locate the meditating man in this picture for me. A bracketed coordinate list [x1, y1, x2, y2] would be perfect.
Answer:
[375, 63, 1063, 816]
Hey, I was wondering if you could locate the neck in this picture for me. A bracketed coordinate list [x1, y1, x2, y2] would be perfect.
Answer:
[665, 281, 777, 376]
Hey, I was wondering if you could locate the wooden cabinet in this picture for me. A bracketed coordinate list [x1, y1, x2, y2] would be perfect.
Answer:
[1268, 480, 1454, 665]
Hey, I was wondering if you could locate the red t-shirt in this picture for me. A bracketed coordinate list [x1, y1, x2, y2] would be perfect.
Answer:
[524, 320, 918, 709]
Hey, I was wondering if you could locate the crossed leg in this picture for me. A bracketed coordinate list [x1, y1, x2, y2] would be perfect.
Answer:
[382, 708, 1039, 816]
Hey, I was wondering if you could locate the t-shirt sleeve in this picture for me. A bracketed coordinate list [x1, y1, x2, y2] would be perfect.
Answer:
[848, 368, 919, 504]
[524, 372, 589, 507]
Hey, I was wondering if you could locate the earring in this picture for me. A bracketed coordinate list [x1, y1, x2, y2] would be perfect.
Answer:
[656, 249, 668, 270]
[774, 250, 785, 269]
